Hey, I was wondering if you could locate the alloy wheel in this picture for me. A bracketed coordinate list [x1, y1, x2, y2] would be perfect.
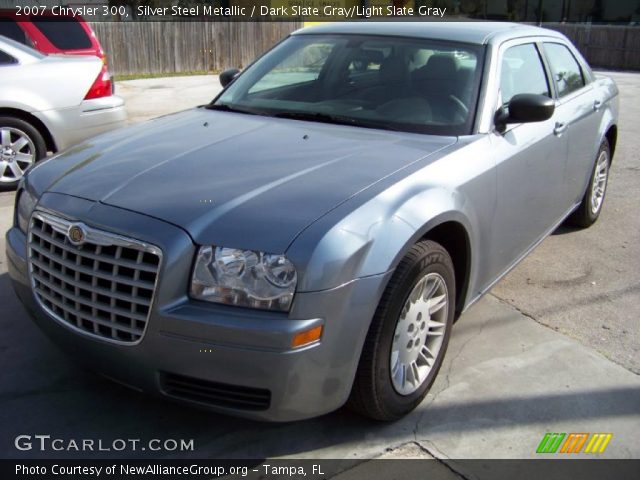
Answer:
[390, 272, 449, 396]
[590, 149, 609, 215]
[0, 127, 36, 183]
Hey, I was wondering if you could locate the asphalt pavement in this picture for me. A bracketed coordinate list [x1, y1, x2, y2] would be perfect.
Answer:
[0, 72, 638, 468]
[493, 71, 640, 374]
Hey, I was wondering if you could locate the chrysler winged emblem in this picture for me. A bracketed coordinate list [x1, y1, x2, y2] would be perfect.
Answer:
[67, 224, 87, 246]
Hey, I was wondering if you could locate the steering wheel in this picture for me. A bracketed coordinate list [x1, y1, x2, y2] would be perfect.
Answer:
[449, 95, 469, 122]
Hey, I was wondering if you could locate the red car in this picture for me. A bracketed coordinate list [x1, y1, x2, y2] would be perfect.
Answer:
[0, 10, 106, 64]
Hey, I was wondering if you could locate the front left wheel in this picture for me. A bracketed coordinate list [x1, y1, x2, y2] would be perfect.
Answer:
[348, 240, 455, 421]
[0, 117, 47, 190]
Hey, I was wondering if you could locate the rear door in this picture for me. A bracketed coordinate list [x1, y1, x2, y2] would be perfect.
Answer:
[488, 40, 568, 279]
[541, 41, 603, 206]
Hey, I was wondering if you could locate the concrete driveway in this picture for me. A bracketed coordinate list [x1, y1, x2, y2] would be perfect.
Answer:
[117, 75, 221, 124]
[0, 73, 638, 467]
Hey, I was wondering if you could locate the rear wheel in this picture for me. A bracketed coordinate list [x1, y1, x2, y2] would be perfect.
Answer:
[0, 117, 46, 190]
[348, 240, 455, 421]
[566, 139, 610, 228]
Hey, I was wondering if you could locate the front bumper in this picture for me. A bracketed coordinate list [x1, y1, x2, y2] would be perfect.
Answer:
[6, 192, 390, 421]
[36, 96, 127, 152]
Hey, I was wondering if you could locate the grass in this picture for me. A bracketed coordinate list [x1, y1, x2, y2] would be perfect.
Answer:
[113, 70, 217, 81]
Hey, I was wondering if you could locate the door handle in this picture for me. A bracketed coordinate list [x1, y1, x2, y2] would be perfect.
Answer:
[593, 100, 603, 111]
[554, 122, 568, 136]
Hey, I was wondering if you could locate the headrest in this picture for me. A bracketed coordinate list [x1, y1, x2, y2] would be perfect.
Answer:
[415, 54, 458, 80]
[379, 55, 410, 85]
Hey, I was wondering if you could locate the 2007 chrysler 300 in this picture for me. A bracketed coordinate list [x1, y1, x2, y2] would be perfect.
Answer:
[7, 23, 618, 421]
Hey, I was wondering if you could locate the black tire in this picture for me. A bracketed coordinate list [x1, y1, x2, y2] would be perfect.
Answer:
[348, 240, 456, 421]
[0, 116, 47, 190]
[566, 139, 611, 228]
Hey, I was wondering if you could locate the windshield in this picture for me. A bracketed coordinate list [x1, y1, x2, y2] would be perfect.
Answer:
[214, 34, 485, 136]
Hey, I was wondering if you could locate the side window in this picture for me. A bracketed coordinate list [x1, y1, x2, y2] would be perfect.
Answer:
[0, 49, 17, 66]
[543, 43, 586, 98]
[500, 43, 550, 105]
[0, 19, 28, 45]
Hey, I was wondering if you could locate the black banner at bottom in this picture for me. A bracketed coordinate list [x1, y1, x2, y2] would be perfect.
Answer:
[4, 459, 639, 480]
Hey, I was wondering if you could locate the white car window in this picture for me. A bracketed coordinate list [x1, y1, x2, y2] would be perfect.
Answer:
[0, 48, 18, 66]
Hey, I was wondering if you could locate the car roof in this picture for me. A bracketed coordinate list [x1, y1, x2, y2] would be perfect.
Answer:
[0, 34, 44, 61]
[293, 21, 566, 46]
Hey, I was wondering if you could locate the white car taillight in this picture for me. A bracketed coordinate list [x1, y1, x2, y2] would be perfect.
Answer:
[84, 64, 111, 99]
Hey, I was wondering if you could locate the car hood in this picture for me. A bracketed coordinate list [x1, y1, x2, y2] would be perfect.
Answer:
[41, 108, 456, 252]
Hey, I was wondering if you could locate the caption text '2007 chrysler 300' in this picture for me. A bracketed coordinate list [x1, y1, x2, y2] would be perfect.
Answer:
[6, 22, 618, 421]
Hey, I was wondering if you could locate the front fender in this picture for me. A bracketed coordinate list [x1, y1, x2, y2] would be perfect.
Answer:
[287, 134, 496, 313]
[288, 184, 479, 295]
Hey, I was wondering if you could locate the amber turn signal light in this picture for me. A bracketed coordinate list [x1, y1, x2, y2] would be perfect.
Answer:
[292, 325, 323, 348]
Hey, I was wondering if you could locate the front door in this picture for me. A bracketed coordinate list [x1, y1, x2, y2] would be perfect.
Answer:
[489, 41, 568, 280]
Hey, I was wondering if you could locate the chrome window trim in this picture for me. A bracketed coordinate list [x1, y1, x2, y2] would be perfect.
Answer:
[478, 35, 576, 134]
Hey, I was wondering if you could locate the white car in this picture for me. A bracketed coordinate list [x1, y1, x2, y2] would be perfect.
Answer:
[0, 35, 126, 188]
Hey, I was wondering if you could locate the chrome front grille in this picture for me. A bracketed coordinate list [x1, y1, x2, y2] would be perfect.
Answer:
[28, 210, 162, 345]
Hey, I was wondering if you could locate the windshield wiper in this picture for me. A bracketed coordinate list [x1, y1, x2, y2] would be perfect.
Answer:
[205, 103, 265, 116]
[273, 111, 398, 131]
[207, 106, 399, 131]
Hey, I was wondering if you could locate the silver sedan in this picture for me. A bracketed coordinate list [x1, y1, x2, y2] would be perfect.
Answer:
[6, 23, 619, 421]
[0, 35, 126, 188]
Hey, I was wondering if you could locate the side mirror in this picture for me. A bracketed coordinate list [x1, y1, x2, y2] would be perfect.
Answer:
[219, 68, 240, 88]
[495, 94, 555, 132]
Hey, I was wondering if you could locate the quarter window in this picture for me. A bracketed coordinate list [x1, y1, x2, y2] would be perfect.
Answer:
[500, 43, 550, 105]
[543, 43, 586, 98]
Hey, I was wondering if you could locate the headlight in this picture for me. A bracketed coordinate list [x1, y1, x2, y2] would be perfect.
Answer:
[16, 188, 37, 234]
[190, 246, 297, 312]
